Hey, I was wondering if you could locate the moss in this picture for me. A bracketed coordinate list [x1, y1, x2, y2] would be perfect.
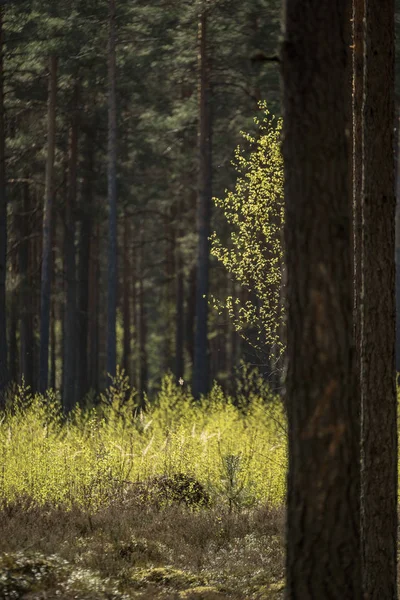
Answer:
[178, 586, 228, 599]
[131, 566, 202, 590]
[0, 552, 127, 599]
[0, 552, 67, 597]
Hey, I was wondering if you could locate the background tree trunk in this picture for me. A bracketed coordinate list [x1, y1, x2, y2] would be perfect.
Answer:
[75, 134, 93, 403]
[361, 1, 397, 597]
[39, 55, 57, 393]
[175, 245, 185, 383]
[19, 182, 34, 388]
[62, 91, 79, 411]
[107, 0, 118, 379]
[282, 0, 361, 597]
[0, 7, 7, 402]
[193, 3, 212, 399]
[122, 217, 131, 379]
[396, 114, 400, 373]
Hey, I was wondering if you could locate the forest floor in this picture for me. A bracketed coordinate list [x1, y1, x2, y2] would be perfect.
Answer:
[0, 500, 285, 600]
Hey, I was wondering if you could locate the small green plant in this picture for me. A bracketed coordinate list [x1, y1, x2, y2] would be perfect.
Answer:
[211, 103, 284, 362]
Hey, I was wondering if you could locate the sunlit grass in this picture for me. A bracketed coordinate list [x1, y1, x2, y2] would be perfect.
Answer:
[0, 371, 287, 511]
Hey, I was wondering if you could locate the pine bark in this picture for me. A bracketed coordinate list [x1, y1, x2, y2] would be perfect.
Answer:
[39, 56, 57, 394]
[107, 0, 118, 379]
[193, 4, 212, 398]
[62, 94, 79, 411]
[18, 183, 34, 388]
[361, 1, 397, 597]
[396, 115, 400, 372]
[175, 245, 185, 382]
[76, 135, 93, 403]
[0, 8, 7, 401]
[88, 224, 100, 392]
[122, 217, 131, 379]
[138, 228, 148, 403]
[282, 0, 361, 597]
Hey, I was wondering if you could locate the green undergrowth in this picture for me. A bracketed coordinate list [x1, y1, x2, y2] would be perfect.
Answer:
[0, 372, 287, 512]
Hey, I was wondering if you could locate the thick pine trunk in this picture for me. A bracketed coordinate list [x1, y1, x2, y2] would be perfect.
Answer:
[193, 5, 212, 399]
[282, 1, 361, 597]
[39, 56, 57, 394]
[107, 0, 118, 379]
[361, 2, 397, 597]
[62, 99, 79, 411]
[352, 0, 363, 517]
[0, 8, 7, 400]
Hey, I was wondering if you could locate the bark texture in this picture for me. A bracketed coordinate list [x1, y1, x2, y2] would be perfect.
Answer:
[63, 97, 79, 411]
[193, 3, 212, 399]
[75, 134, 93, 403]
[107, 0, 118, 379]
[282, 1, 361, 597]
[0, 8, 7, 400]
[19, 183, 34, 387]
[361, 1, 397, 597]
[39, 56, 57, 393]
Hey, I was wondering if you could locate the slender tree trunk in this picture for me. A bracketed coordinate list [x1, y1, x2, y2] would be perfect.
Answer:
[0, 8, 7, 401]
[39, 56, 57, 393]
[175, 245, 185, 382]
[282, 0, 361, 597]
[193, 3, 212, 399]
[107, 0, 118, 379]
[361, 2, 397, 597]
[186, 265, 196, 371]
[19, 183, 34, 387]
[88, 223, 99, 392]
[131, 242, 138, 390]
[122, 217, 131, 379]
[62, 94, 79, 411]
[138, 228, 148, 403]
[396, 114, 400, 373]
[9, 286, 17, 384]
[50, 299, 56, 390]
[76, 134, 93, 403]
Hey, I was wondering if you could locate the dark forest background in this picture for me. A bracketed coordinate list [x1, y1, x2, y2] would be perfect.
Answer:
[1, 0, 400, 410]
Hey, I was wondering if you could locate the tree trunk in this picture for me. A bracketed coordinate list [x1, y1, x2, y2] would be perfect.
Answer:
[0, 7, 7, 401]
[49, 298, 56, 390]
[193, 4, 212, 399]
[88, 223, 100, 392]
[282, 0, 361, 597]
[396, 114, 400, 373]
[122, 217, 131, 379]
[352, 0, 364, 534]
[107, 0, 118, 379]
[39, 56, 57, 393]
[361, 1, 397, 597]
[138, 228, 148, 403]
[76, 134, 93, 403]
[175, 245, 185, 383]
[19, 183, 34, 388]
[186, 265, 196, 371]
[62, 92, 79, 411]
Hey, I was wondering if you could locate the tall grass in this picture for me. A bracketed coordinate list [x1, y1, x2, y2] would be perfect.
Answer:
[0, 372, 287, 511]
